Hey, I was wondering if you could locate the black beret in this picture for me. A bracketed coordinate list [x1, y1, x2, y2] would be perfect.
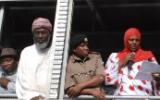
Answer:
[70, 34, 88, 50]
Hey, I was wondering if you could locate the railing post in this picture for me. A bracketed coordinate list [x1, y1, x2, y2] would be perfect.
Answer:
[0, 6, 5, 42]
[48, 0, 73, 99]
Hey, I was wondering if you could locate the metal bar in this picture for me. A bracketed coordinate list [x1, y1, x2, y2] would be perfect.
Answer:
[0, 94, 160, 99]
[0, 6, 5, 42]
[64, 95, 160, 99]
[10, 6, 56, 10]
[0, 0, 56, 6]
[0, 0, 54, 2]
[0, 94, 17, 98]
[106, 95, 160, 99]
[58, 0, 73, 99]
[48, 0, 73, 99]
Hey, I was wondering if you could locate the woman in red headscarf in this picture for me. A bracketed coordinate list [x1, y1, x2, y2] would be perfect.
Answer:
[104, 27, 160, 97]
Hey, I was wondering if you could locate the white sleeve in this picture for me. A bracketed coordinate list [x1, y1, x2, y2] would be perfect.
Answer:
[104, 53, 121, 85]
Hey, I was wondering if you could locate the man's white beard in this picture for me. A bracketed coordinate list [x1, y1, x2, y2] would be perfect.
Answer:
[35, 36, 51, 51]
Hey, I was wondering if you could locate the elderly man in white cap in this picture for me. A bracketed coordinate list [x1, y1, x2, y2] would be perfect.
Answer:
[16, 17, 53, 100]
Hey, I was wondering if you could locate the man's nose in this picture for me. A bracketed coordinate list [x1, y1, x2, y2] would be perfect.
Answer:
[37, 33, 43, 38]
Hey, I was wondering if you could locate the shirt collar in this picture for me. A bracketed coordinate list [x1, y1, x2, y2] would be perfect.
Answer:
[71, 54, 90, 63]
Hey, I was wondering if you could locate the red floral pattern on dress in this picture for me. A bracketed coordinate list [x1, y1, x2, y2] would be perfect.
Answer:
[106, 73, 109, 76]
[128, 75, 133, 80]
[106, 77, 111, 82]
[138, 85, 143, 91]
[145, 89, 149, 94]
[141, 80, 146, 85]
[156, 83, 160, 90]
[137, 65, 141, 71]
[120, 86, 123, 92]
[115, 80, 119, 86]
[118, 70, 123, 74]
[129, 85, 135, 91]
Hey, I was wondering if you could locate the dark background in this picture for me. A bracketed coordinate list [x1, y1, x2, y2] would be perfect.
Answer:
[1, 0, 160, 63]
[71, 0, 160, 63]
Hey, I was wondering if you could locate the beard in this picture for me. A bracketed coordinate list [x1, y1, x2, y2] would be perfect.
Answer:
[34, 35, 51, 51]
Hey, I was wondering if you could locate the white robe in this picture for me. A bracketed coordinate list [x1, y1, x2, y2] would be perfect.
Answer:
[16, 44, 51, 99]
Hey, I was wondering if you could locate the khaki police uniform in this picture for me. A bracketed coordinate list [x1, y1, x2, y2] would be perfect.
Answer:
[65, 52, 104, 91]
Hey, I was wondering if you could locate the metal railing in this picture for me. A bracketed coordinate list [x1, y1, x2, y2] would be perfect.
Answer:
[64, 95, 160, 100]
[0, 94, 17, 100]
[0, 6, 5, 41]
[0, 94, 160, 99]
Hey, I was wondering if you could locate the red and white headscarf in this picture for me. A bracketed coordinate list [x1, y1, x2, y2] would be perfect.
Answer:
[31, 17, 52, 33]
[117, 27, 154, 62]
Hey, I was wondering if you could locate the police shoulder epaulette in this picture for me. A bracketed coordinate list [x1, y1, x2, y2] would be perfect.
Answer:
[89, 51, 100, 55]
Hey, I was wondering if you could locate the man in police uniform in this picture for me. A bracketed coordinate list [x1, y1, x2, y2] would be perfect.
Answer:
[65, 34, 105, 100]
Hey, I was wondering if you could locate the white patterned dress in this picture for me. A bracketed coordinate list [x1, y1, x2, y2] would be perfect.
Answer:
[104, 53, 160, 97]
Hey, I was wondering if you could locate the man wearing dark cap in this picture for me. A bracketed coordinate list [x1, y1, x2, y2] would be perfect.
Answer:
[16, 17, 53, 99]
[65, 34, 105, 100]
[0, 48, 18, 93]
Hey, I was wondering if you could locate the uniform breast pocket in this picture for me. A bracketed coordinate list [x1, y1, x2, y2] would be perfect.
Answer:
[71, 70, 96, 83]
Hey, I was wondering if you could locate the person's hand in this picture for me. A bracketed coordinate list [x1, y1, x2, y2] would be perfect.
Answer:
[66, 84, 83, 97]
[0, 77, 10, 89]
[125, 52, 135, 62]
[119, 52, 135, 70]
[31, 95, 44, 100]
[91, 89, 105, 100]
[152, 72, 160, 83]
